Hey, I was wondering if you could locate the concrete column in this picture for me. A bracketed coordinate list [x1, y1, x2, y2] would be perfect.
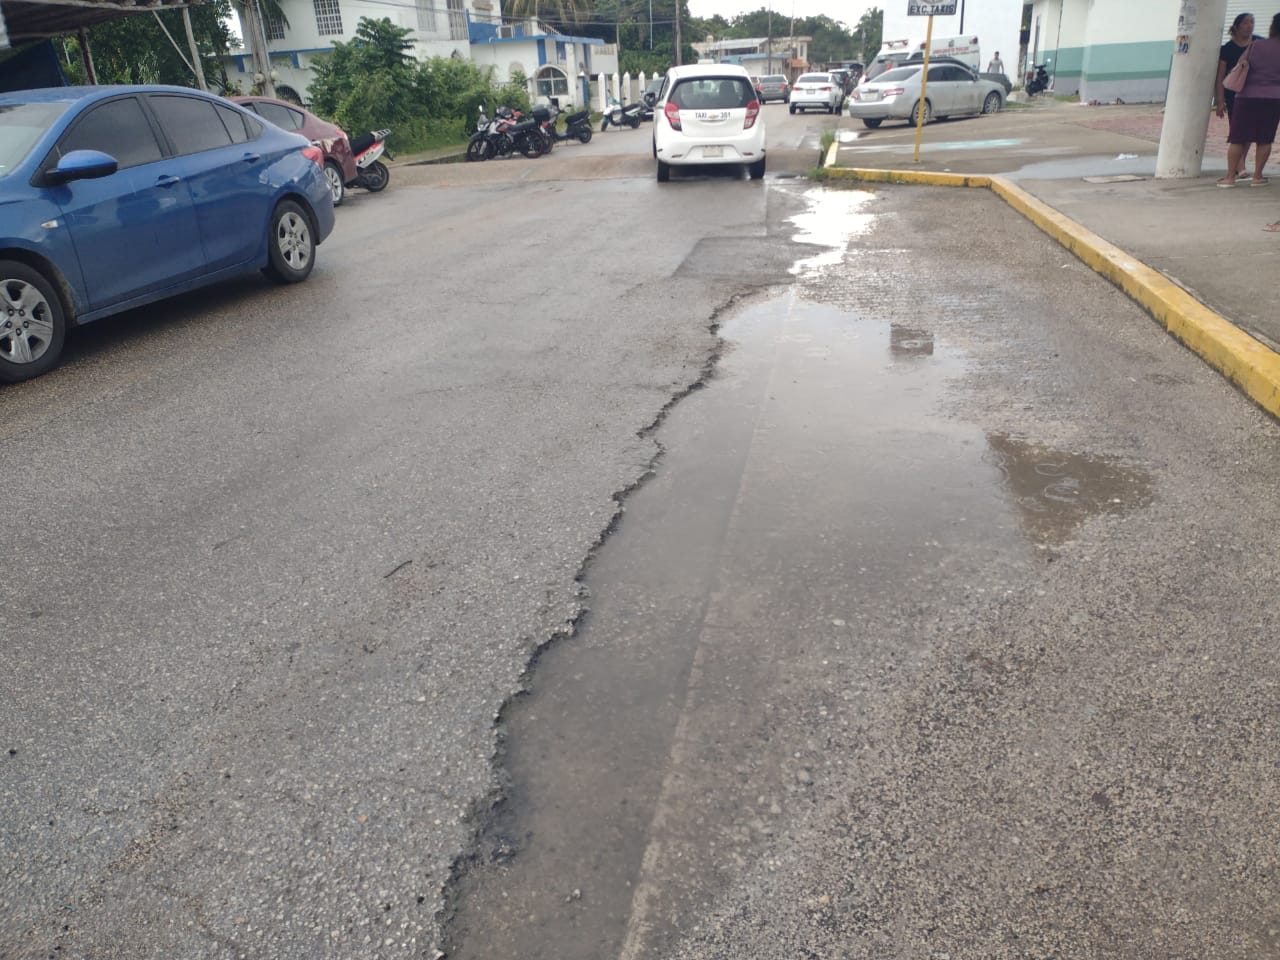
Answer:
[1156, 0, 1229, 178]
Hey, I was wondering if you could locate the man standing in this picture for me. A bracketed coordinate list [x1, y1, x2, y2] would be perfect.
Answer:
[987, 52, 1005, 74]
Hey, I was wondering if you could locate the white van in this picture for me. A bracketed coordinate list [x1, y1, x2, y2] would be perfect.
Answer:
[863, 35, 981, 82]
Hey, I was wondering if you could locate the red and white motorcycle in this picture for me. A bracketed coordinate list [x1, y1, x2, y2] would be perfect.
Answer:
[348, 128, 392, 193]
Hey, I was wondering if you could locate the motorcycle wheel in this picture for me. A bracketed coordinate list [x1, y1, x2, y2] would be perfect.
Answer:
[629, 116, 641, 129]
[517, 133, 546, 159]
[361, 160, 390, 192]
[466, 136, 491, 162]
[577, 127, 592, 144]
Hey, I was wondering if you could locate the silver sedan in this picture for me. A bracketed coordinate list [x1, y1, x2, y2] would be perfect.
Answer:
[847, 63, 1005, 128]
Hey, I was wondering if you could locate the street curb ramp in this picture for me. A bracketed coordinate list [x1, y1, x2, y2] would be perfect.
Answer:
[822, 163, 1280, 421]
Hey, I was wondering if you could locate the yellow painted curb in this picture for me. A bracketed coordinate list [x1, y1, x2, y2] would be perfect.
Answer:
[824, 166, 992, 188]
[824, 141, 840, 168]
[821, 164, 1280, 420]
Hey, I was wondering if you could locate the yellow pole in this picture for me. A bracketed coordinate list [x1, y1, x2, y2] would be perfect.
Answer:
[912, 14, 934, 163]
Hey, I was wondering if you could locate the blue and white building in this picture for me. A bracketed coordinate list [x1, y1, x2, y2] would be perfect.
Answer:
[222, 0, 616, 108]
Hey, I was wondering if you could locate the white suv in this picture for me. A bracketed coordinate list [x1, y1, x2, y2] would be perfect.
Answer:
[652, 64, 766, 182]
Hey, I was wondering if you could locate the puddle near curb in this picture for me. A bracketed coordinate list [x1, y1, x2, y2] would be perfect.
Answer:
[443, 192, 1155, 960]
[787, 186, 875, 273]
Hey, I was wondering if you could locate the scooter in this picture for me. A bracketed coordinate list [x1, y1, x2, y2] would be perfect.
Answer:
[546, 105, 593, 143]
[349, 128, 392, 192]
[601, 98, 644, 131]
[1025, 64, 1051, 96]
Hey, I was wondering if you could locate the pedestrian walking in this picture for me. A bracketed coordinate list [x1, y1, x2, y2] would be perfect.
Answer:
[1217, 12, 1260, 179]
[1219, 12, 1280, 188]
[986, 52, 1004, 74]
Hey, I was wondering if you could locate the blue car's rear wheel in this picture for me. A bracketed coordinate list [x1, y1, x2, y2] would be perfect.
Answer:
[264, 201, 315, 284]
[0, 261, 66, 383]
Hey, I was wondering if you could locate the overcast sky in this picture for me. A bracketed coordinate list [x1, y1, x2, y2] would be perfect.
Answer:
[687, 0, 878, 29]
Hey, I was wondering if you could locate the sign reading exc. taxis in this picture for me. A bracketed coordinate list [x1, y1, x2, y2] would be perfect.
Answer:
[908, 1, 958, 14]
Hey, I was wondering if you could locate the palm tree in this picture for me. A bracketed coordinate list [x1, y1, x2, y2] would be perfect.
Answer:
[503, 0, 593, 31]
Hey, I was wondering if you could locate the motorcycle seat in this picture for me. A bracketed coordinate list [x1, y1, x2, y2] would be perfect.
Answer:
[508, 119, 537, 132]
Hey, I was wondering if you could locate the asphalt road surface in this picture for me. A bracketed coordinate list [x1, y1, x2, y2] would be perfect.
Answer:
[4, 107, 1279, 960]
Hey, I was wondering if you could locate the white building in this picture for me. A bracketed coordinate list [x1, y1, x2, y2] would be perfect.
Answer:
[692, 35, 812, 81]
[881, 1, 1023, 80]
[222, 0, 616, 109]
[1026, 0, 1248, 103]
[468, 16, 615, 108]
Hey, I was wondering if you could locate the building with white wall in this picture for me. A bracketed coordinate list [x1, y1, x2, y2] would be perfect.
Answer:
[468, 15, 615, 108]
[221, 0, 615, 108]
[881, 1, 1023, 80]
[1026, 0, 1247, 103]
[692, 36, 812, 80]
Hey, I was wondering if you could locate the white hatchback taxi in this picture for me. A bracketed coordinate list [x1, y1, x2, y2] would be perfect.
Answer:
[652, 64, 766, 182]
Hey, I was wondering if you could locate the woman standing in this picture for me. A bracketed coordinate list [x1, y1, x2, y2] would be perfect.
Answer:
[1217, 12, 1258, 180]
[1220, 12, 1280, 187]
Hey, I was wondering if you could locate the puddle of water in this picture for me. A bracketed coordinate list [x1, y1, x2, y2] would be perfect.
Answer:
[786, 186, 875, 274]
[443, 191, 1156, 960]
[985, 432, 1154, 545]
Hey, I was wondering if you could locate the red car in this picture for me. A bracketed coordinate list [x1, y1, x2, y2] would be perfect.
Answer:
[232, 96, 357, 206]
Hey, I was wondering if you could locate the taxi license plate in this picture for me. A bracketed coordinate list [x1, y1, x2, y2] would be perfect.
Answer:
[703, 146, 723, 159]
[862, 90, 880, 101]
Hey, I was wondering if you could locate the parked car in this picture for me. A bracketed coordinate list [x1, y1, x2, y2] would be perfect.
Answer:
[829, 68, 856, 95]
[846, 63, 1005, 128]
[789, 72, 844, 114]
[640, 77, 665, 120]
[653, 63, 766, 182]
[0, 85, 335, 383]
[980, 71, 1013, 95]
[753, 74, 790, 103]
[232, 95, 357, 206]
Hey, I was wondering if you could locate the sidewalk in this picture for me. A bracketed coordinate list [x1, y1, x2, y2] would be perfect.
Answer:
[829, 99, 1280, 412]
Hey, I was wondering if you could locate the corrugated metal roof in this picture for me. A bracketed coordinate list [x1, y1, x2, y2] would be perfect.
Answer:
[1, 0, 200, 45]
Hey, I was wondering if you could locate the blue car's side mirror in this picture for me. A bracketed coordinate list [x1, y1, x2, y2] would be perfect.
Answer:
[48, 150, 119, 184]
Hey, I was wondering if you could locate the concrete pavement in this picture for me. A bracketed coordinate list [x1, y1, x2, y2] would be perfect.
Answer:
[828, 98, 1280, 414]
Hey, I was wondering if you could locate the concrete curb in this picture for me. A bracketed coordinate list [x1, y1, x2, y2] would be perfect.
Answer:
[823, 165, 1280, 420]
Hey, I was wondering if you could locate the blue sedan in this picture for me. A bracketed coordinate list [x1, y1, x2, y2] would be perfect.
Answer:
[0, 85, 335, 382]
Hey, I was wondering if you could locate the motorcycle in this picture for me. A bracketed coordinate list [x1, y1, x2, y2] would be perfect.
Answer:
[601, 97, 644, 131]
[466, 107, 548, 161]
[1025, 64, 1051, 96]
[348, 128, 392, 192]
[545, 104, 593, 144]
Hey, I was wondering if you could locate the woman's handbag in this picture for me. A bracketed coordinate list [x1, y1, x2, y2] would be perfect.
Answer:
[1224, 45, 1252, 93]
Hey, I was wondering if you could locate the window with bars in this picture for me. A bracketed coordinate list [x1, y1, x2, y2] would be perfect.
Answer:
[313, 0, 343, 36]
[446, 0, 466, 40]
[264, 13, 285, 40]
[416, 0, 436, 32]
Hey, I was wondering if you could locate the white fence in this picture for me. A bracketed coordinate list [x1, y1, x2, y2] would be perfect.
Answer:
[596, 71, 655, 110]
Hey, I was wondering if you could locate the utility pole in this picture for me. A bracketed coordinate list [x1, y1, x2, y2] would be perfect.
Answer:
[1156, 0, 1228, 178]
[767, 7, 772, 74]
[673, 0, 682, 65]
[181, 6, 208, 91]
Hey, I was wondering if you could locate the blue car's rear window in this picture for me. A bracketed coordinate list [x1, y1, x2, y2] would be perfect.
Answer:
[0, 102, 70, 177]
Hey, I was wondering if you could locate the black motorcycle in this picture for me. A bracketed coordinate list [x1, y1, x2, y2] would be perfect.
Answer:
[1026, 64, 1050, 96]
[466, 107, 548, 161]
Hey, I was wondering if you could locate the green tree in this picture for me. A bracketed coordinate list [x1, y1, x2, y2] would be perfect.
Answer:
[61, 1, 235, 87]
[851, 6, 882, 65]
[309, 18, 418, 129]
